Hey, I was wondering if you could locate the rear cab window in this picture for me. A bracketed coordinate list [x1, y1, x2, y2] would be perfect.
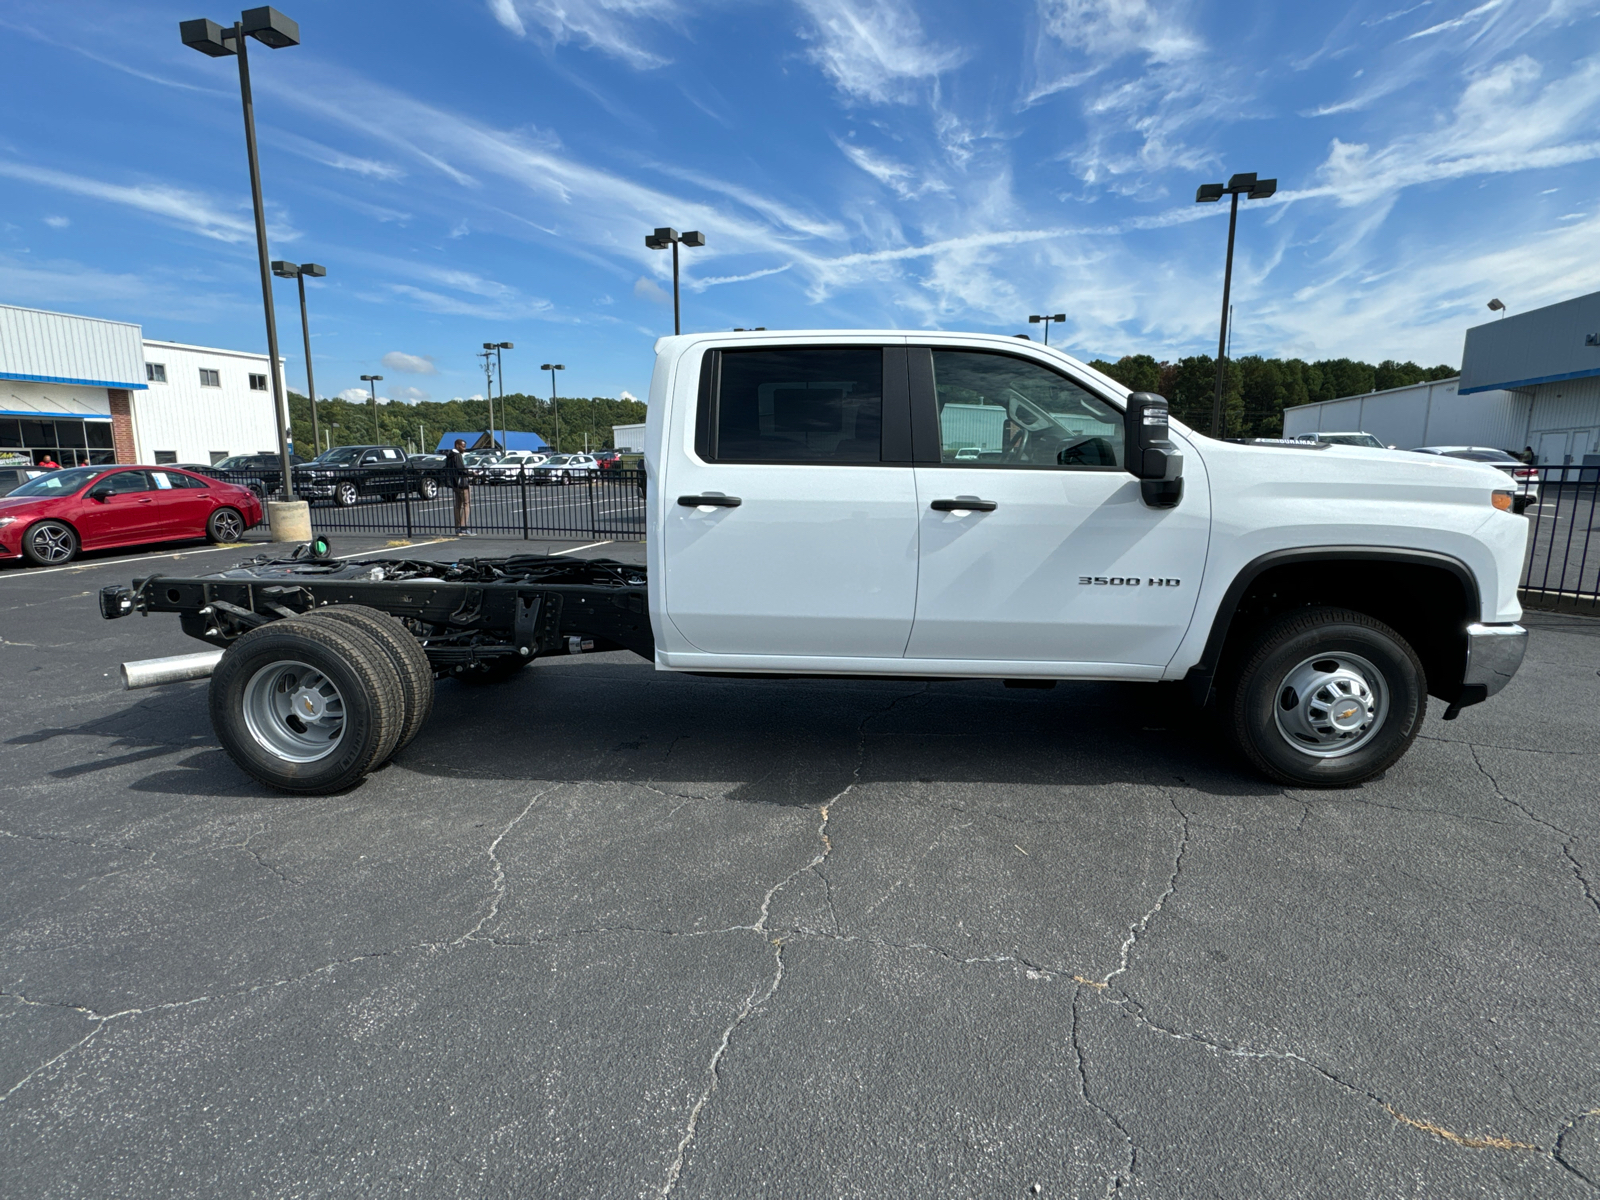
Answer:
[696, 346, 891, 465]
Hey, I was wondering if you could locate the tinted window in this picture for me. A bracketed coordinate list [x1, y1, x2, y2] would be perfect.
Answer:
[170, 472, 211, 489]
[931, 351, 1123, 469]
[102, 470, 154, 494]
[716, 348, 883, 464]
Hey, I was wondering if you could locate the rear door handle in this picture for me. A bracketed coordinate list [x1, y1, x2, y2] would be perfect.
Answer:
[930, 497, 996, 512]
[678, 494, 741, 508]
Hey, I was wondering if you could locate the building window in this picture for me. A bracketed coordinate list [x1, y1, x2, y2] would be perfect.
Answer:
[200, 368, 221, 388]
[154, 451, 178, 464]
[146, 362, 167, 383]
[210, 451, 228, 464]
[249, 373, 268, 391]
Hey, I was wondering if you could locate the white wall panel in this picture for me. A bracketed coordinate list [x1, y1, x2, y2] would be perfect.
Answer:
[134, 341, 284, 464]
[0, 305, 145, 388]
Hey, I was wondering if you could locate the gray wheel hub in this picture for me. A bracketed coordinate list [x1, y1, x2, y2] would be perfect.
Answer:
[1272, 652, 1388, 759]
[242, 659, 346, 762]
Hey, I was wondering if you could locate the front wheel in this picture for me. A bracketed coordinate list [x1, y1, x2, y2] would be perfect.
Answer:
[417, 476, 439, 500]
[22, 520, 79, 565]
[1224, 607, 1426, 788]
[334, 481, 360, 507]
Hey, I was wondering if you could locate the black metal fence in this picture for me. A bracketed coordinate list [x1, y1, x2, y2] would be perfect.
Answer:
[1520, 465, 1600, 612]
[223, 466, 646, 542]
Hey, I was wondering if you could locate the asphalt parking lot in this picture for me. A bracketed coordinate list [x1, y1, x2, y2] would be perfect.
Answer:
[3, 536, 1599, 1198]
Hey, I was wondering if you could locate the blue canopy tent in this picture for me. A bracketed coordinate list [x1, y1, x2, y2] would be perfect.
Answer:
[435, 431, 548, 453]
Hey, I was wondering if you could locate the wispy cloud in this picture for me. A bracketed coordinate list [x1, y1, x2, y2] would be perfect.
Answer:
[42, 215, 69, 229]
[273, 133, 405, 181]
[836, 139, 950, 198]
[0, 161, 291, 244]
[689, 264, 795, 290]
[794, 0, 966, 104]
[486, 0, 681, 68]
[1403, 0, 1506, 41]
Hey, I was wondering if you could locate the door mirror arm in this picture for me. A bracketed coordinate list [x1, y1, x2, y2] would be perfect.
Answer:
[88, 486, 112, 503]
[1123, 392, 1184, 508]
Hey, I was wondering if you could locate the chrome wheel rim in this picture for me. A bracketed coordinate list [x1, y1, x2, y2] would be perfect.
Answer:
[337, 483, 357, 505]
[242, 659, 346, 762]
[29, 524, 74, 563]
[1272, 651, 1388, 759]
[214, 511, 243, 540]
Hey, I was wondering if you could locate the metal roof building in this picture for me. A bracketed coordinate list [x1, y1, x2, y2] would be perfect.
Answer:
[0, 304, 147, 393]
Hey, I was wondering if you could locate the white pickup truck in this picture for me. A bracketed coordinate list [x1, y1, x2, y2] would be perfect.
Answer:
[102, 330, 1529, 795]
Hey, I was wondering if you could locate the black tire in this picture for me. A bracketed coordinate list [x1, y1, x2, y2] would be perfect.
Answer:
[206, 507, 247, 543]
[209, 618, 404, 794]
[450, 656, 531, 685]
[417, 476, 439, 500]
[1224, 606, 1426, 788]
[300, 605, 434, 754]
[334, 481, 360, 507]
[21, 520, 78, 565]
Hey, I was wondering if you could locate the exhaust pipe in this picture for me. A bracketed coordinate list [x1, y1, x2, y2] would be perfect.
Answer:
[121, 649, 225, 690]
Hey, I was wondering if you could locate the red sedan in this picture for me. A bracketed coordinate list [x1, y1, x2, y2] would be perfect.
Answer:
[0, 465, 263, 566]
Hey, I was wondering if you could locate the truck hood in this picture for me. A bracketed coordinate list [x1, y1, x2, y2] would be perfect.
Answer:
[1189, 437, 1511, 495]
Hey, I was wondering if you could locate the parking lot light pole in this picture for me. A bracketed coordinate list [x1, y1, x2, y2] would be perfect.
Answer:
[542, 363, 564, 452]
[1196, 171, 1276, 438]
[1027, 313, 1065, 346]
[360, 374, 382, 442]
[476, 348, 497, 451]
[484, 341, 513, 450]
[645, 228, 704, 335]
[180, 8, 301, 508]
[272, 260, 325, 454]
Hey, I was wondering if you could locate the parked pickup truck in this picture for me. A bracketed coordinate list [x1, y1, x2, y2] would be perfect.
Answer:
[294, 445, 438, 505]
[100, 330, 1530, 795]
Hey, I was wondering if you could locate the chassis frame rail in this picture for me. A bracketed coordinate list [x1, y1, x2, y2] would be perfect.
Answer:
[100, 551, 654, 671]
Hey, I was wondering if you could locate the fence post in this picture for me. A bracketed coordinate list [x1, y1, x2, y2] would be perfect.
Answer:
[403, 467, 414, 539]
[520, 465, 529, 540]
[587, 470, 598, 537]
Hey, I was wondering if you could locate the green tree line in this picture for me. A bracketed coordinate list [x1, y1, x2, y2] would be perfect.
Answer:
[285, 391, 647, 457]
[1085, 355, 1457, 438]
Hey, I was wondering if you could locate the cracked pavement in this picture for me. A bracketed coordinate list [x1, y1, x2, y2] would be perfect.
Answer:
[3, 537, 1599, 1197]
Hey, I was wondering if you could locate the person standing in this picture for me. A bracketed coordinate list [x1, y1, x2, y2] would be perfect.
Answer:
[37, 453, 60, 470]
[446, 438, 475, 537]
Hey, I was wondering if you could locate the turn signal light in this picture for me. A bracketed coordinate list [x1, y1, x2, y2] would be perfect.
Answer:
[1491, 491, 1514, 511]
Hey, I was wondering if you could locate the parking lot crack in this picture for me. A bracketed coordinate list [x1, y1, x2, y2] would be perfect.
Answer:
[455, 785, 559, 945]
[1071, 990, 1136, 1194]
[1102, 795, 1190, 987]
[658, 938, 787, 1199]
[1469, 744, 1600, 924]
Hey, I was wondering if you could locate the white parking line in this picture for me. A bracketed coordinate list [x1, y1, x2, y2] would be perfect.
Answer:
[0, 542, 259, 581]
[550, 540, 614, 555]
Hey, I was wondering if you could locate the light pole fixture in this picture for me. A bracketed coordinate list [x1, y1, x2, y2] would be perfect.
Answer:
[1488, 298, 1506, 318]
[541, 363, 565, 453]
[181, 6, 301, 501]
[645, 227, 705, 336]
[483, 341, 513, 450]
[476, 347, 497, 451]
[360, 374, 382, 443]
[1027, 313, 1066, 346]
[1196, 171, 1277, 438]
[272, 260, 325, 454]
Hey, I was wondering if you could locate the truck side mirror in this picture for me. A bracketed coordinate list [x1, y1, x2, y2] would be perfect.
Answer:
[1123, 392, 1183, 508]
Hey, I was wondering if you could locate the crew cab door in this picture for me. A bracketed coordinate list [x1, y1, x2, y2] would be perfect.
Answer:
[659, 342, 920, 658]
[906, 346, 1210, 669]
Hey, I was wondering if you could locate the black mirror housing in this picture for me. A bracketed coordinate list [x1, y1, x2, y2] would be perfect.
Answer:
[1123, 392, 1183, 508]
[88, 486, 112, 502]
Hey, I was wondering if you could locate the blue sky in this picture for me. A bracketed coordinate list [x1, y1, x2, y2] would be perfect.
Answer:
[2, 0, 1599, 406]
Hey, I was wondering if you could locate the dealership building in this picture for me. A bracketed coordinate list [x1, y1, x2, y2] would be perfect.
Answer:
[0, 303, 284, 470]
[1284, 289, 1600, 467]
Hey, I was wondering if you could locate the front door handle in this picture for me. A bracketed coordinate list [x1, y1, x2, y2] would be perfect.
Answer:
[930, 497, 996, 512]
[678, 494, 741, 508]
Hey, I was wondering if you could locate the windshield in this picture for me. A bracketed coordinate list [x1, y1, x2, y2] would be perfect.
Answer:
[1318, 433, 1385, 448]
[311, 447, 364, 465]
[542, 455, 571, 466]
[7, 466, 104, 498]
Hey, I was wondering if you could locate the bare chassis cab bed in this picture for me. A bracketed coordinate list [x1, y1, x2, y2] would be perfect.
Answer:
[100, 552, 654, 671]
